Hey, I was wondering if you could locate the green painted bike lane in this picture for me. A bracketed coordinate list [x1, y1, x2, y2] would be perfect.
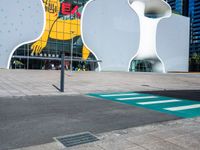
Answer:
[88, 92, 200, 118]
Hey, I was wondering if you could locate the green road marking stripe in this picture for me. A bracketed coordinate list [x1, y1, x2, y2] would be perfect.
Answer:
[137, 99, 182, 105]
[164, 104, 200, 111]
[144, 100, 199, 109]
[89, 92, 150, 101]
[174, 108, 200, 118]
[88, 92, 200, 118]
[118, 97, 176, 103]
[120, 101, 199, 118]
[117, 96, 157, 100]
[100, 93, 139, 97]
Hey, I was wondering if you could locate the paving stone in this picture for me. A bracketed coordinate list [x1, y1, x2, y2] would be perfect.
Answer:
[142, 140, 187, 150]
[194, 117, 200, 123]
[65, 143, 104, 150]
[126, 134, 161, 145]
[166, 134, 200, 150]
[98, 132, 124, 141]
[126, 125, 158, 136]
[149, 128, 188, 139]
[97, 137, 138, 150]
[125, 146, 147, 150]
[173, 126, 200, 134]
[15, 142, 60, 150]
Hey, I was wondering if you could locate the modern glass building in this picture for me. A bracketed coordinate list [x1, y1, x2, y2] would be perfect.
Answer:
[188, 0, 200, 71]
[165, 0, 188, 16]
[166, 0, 200, 71]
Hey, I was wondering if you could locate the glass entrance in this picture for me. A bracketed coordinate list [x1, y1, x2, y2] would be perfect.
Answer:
[130, 60, 153, 72]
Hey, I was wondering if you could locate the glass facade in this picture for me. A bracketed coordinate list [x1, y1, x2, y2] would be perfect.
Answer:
[130, 60, 153, 72]
[11, 0, 98, 71]
[189, 0, 200, 71]
[165, 0, 188, 16]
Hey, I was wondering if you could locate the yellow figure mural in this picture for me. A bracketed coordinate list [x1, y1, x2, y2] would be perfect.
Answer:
[31, 0, 90, 60]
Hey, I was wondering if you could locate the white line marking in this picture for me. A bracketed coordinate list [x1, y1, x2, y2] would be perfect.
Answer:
[100, 93, 139, 97]
[117, 96, 157, 101]
[138, 99, 181, 105]
[164, 104, 200, 111]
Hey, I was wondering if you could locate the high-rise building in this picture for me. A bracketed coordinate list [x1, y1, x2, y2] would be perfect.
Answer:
[188, 0, 200, 71]
[165, 0, 188, 16]
[166, 0, 200, 71]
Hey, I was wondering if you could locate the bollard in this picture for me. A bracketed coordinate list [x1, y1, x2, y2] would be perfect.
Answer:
[60, 53, 65, 92]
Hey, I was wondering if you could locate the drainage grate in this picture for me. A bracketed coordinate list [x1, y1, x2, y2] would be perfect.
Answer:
[54, 132, 99, 148]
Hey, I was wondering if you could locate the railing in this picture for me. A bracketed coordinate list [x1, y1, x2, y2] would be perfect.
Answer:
[12, 55, 102, 63]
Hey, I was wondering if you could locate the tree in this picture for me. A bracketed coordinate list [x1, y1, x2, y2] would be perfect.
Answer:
[191, 53, 200, 65]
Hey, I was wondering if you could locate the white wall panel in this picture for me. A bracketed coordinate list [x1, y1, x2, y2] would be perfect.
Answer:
[0, 0, 44, 68]
[82, 0, 140, 71]
[157, 14, 190, 72]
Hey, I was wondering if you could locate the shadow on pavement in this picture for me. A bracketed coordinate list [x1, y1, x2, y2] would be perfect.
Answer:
[138, 90, 200, 101]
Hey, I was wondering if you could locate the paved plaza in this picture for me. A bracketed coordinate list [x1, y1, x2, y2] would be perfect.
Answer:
[13, 117, 200, 150]
[0, 70, 200, 150]
[0, 70, 200, 97]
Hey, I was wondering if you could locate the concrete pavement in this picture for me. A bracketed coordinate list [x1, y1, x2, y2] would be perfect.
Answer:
[13, 117, 200, 150]
[0, 70, 200, 97]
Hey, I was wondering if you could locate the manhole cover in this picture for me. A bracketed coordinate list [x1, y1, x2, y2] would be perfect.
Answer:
[54, 132, 99, 148]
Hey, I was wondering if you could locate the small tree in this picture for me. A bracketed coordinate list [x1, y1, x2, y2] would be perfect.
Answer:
[192, 53, 200, 65]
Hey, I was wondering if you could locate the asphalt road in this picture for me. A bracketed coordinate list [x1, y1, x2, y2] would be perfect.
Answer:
[0, 95, 179, 150]
[140, 90, 200, 101]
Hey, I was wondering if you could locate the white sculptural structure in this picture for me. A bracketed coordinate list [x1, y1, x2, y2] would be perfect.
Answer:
[129, 0, 172, 73]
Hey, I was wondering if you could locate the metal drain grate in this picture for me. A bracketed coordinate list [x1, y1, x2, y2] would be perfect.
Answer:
[54, 132, 99, 148]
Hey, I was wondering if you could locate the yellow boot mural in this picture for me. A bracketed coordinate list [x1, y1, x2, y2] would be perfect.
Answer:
[31, 0, 90, 60]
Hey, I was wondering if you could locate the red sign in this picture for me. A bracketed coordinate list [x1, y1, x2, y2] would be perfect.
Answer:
[61, 2, 81, 18]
